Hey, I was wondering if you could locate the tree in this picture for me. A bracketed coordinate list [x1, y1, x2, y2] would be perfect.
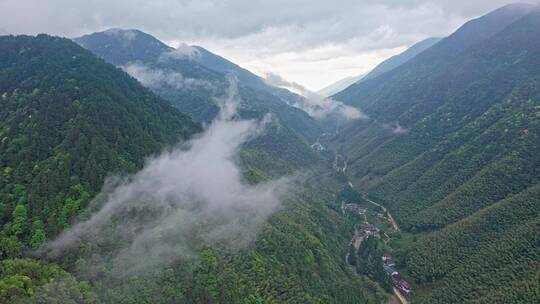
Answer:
[348, 244, 358, 266]
[30, 220, 46, 249]
[11, 204, 28, 238]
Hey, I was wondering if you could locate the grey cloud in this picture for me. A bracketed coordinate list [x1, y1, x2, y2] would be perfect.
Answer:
[1, 1, 535, 90]
[42, 80, 290, 275]
[1, 1, 533, 49]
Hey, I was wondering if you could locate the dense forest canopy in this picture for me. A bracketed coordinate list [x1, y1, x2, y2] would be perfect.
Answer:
[331, 4, 540, 303]
[0, 34, 375, 303]
[1, 3, 540, 304]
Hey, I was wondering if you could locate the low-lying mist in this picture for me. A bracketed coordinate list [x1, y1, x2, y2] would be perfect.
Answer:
[264, 72, 366, 121]
[42, 80, 290, 275]
[122, 62, 212, 91]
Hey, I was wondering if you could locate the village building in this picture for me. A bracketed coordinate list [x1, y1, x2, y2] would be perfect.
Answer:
[397, 280, 412, 295]
[341, 202, 366, 215]
[382, 254, 412, 296]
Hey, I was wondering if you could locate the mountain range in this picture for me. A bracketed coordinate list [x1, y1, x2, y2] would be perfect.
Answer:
[317, 37, 441, 97]
[0, 33, 371, 304]
[1, 3, 539, 304]
[75, 28, 324, 173]
[330, 3, 540, 303]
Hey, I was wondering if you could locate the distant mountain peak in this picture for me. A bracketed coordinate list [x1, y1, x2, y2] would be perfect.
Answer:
[317, 75, 365, 97]
[103, 28, 139, 41]
[74, 28, 172, 65]
[324, 36, 440, 97]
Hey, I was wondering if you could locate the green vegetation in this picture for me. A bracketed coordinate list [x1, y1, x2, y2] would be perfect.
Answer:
[408, 185, 540, 303]
[0, 34, 374, 303]
[3, 5, 540, 303]
[75, 29, 321, 141]
[0, 259, 100, 304]
[0, 34, 200, 258]
[81, 189, 370, 304]
[353, 237, 393, 293]
[331, 5, 540, 303]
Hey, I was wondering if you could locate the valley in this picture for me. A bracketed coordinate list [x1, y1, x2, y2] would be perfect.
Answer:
[1, 2, 540, 304]
[339, 175, 407, 304]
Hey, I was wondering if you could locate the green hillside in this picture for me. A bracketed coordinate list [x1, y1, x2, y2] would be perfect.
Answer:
[329, 4, 540, 303]
[2, 4, 539, 304]
[0, 34, 200, 242]
[0, 35, 374, 303]
[75, 29, 321, 170]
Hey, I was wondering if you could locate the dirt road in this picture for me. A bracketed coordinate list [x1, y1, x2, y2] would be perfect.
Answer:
[362, 195, 400, 232]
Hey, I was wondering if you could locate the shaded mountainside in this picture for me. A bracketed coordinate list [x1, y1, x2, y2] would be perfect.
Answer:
[0, 35, 376, 303]
[360, 37, 441, 83]
[317, 74, 364, 97]
[74, 28, 172, 66]
[329, 4, 540, 303]
[318, 37, 439, 98]
[75, 29, 321, 170]
[74, 29, 320, 139]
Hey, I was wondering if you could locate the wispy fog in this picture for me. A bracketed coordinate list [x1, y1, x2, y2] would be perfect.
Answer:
[382, 122, 409, 135]
[159, 43, 201, 61]
[104, 28, 137, 42]
[122, 62, 211, 90]
[43, 80, 290, 275]
[265, 72, 366, 121]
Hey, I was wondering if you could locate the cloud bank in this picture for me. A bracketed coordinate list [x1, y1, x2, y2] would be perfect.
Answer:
[1, 0, 531, 90]
[265, 72, 366, 121]
[43, 80, 289, 275]
[122, 62, 211, 91]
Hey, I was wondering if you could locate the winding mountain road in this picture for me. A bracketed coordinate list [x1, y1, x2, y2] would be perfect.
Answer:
[362, 195, 400, 232]
[347, 181, 400, 232]
[346, 181, 407, 304]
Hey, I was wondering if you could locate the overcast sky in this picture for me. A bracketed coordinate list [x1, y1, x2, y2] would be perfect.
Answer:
[1, 0, 536, 90]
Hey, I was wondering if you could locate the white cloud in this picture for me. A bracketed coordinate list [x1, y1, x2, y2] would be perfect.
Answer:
[382, 122, 409, 135]
[264, 72, 366, 121]
[159, 43, 201, 61]
[122, 62, 210, 90]
[43, 80, 290, 275]
[104, 28, 136, 42]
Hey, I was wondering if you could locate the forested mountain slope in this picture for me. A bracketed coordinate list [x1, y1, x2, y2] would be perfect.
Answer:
[75, 29, 321, 170]
[318, 37, 439, 98]
[329, 4, 540, 303]
[0, 34, 200, 240]
[317, 74, 364, 97]
[359, 37, 441, 83]
[74, 29, 319, 136]
[0, 35, 375, 304]
[0, 34, 200, 302]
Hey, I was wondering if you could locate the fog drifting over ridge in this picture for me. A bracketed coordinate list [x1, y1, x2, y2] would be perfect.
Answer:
[264, 72, 366, 121]
[43, 79, 290, 275]
[122, 62, 212, 91]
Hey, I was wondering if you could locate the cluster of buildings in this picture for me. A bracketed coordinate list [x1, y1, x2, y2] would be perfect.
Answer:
[382, 255, 412, 296]
[310, 141, 326, 152]
[341, 202, 366, 215]
[363, 224, 379, 237]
